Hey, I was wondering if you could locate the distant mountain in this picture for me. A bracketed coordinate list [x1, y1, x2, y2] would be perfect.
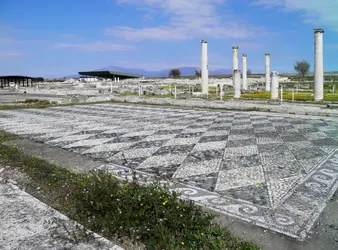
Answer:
[65, 74, 81, 78]
[95, 65, 232, 77]
[211, 69, 232, 75]
[63, 65, 232, 78]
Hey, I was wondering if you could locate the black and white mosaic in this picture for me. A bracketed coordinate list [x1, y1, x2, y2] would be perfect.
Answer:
[1, 103, 338, 240]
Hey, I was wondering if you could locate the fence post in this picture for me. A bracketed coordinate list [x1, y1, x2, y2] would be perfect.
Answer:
[220, 85, 223, 101]
[292, 90, 294, 102]
[174, 85, 177, 99]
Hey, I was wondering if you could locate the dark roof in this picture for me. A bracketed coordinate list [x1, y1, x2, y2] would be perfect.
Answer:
[0, 75, 36, 79]
[78, 70, 142, 79]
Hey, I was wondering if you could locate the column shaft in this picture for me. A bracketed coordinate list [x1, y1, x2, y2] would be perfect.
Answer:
[201, 40, 209, 95]
[270, 71, 279, 100]
[232, 46, 239, 71]
[314, 29, 324, 101]
[233, 69, 241, 98]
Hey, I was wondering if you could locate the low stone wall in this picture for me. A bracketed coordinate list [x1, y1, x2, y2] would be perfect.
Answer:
[107, 95, 338, 117]
[17, 88, 100, 96]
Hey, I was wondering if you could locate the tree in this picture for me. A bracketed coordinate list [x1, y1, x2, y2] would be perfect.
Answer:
[294, 60, 310, 77]
[195, 69, 201, 77]
[169, 69, 181, 78]
[247, 69, 252, 75]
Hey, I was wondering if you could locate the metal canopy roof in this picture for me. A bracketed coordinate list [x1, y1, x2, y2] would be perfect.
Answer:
[78, 70, 142, 79]
[0, 75, 36, 79]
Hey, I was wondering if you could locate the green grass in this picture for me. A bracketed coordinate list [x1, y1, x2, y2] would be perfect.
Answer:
[241, 91, 338, 102]
[21, 99, 52, 105]
[0, 102, 54, 110]
[0, 130, 260, 250]
[120, 92, 139, 96]
[0, 99, 124, 111]
[144, 94, 172, 99]
[0, 130, 20, 142]
[120, 93, 173, 99]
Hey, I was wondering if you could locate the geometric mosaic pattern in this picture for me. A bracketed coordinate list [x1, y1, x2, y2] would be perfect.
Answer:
[0, 103, 338, 240]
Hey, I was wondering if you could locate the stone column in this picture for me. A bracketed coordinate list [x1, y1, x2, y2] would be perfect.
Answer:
[232, 46, 239, 71]
[270, 71, 279, 100]
[265, 53, 271, 91]
[201, 40, 209, 95]
[242, 54, 247, 91]
[233, 69, 241, 98]
[314, 28, 324, 101]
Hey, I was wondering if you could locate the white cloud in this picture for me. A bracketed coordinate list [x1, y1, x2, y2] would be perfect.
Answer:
[105, 0, 270, 41]
[0, 36, 16, 44]
[0, 51, 22, 57]
[0, 24, 23, 33]
[253, 0, 338, 30]
[0, 35, 50, 46]
[52, 41, 135, 51]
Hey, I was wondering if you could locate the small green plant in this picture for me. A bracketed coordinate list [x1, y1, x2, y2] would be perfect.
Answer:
[0, 130, 260, 250]
[0, 130, 20, 142]
[241, 91, 338, 102]
[24, 98, 45, 103]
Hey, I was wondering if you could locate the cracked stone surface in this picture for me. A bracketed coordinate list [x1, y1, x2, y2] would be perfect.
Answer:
[1, 103, 338, 240]
[0, 177, 123, 250]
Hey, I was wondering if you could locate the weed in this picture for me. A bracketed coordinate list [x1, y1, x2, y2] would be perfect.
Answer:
[241, 91, 338, 102]
[0, 130, 260, 250]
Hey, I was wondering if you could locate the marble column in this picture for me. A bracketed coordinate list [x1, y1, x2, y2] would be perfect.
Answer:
[201, 40, 209, 95]
[270, 71, 279, 100]
[233, 69, 241, 98]
[265, 53, 271, 91]
[242, 54, 247, 91]
[314, 28, 324, 101]
[232, 46, 239, 71]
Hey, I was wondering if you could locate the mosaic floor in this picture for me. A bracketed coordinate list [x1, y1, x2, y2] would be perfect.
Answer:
[0, 103, 338, 239]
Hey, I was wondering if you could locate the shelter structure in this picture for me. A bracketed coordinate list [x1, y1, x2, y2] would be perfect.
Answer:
[78, 71, 142, 80]
[0, 76, 44, 88]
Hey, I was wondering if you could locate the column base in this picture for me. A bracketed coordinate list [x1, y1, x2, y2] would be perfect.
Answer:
[314, 98, 323, 102]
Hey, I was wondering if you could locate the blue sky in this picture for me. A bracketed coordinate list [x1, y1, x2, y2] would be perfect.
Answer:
[1, 0, 338, 77]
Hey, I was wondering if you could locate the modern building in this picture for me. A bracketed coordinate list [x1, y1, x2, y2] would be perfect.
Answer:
[0, 75, 44, 88]
[78, 70, 142, 80]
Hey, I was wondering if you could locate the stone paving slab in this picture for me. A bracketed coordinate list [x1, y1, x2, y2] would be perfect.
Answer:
[0, 103, 338, 240]
[0, 174, 123, 250]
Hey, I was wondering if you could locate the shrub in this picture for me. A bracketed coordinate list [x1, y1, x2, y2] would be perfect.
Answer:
[0, 131, 259, 249]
